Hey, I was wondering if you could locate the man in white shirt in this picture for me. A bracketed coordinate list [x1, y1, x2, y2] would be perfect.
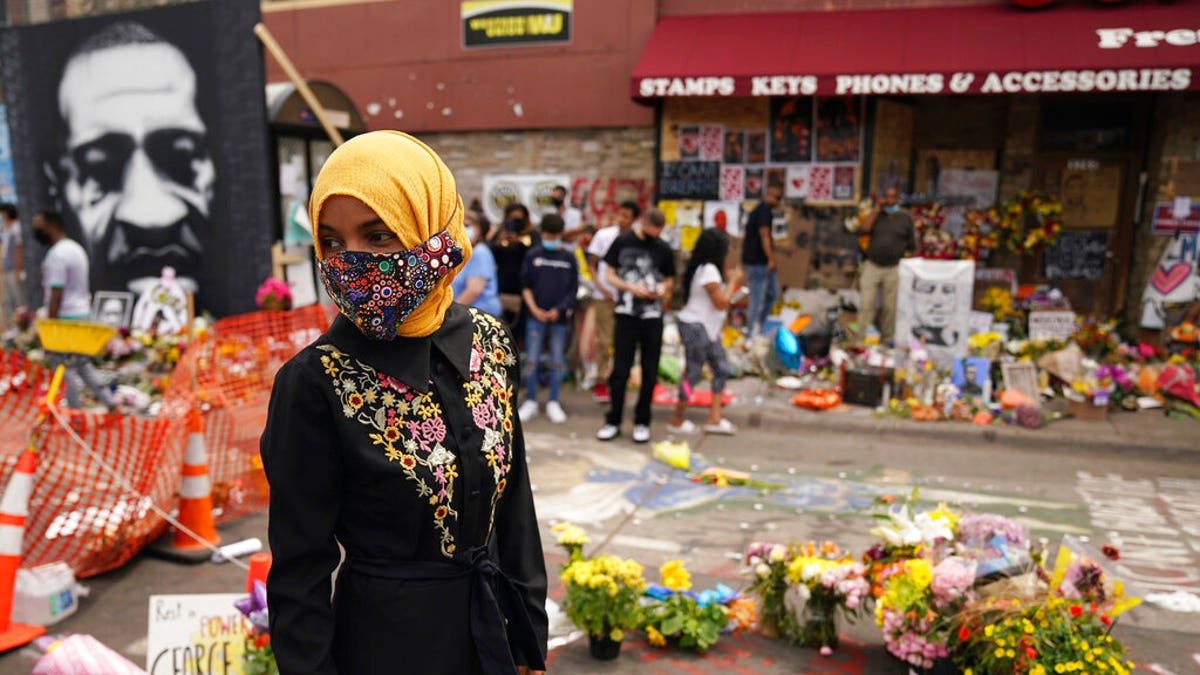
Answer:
[585, 200, 639, 402]
[34, 210, 115, 409]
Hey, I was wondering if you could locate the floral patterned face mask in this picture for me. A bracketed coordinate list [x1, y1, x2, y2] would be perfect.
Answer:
[319, 229, 465, 340]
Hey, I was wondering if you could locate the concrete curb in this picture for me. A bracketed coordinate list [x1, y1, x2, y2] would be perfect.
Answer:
[719, 393, 1198, 460]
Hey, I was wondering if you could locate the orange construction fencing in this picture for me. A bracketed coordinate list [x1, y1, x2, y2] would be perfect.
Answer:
[0, 304, 335, 577]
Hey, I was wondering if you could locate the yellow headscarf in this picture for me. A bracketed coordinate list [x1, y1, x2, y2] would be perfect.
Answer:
[309, 130, 471, 338]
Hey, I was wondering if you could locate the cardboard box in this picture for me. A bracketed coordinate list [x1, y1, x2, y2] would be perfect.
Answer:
[1066, 398, 1108, 422]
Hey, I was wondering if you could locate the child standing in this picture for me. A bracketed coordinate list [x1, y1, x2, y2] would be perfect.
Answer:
[519, 213, 578, 424]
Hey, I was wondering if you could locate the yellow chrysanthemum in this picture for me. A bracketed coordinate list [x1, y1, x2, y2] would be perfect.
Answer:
[660, 560, 692, 592]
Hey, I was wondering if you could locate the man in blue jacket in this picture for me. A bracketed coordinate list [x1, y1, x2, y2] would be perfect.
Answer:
[519, 213, 578, 424]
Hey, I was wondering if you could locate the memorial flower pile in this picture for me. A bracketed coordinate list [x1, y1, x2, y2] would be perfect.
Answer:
[992, 190, 1064, 254]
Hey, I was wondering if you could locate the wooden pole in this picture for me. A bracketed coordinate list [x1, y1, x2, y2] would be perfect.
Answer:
[253, 22, 345, 147]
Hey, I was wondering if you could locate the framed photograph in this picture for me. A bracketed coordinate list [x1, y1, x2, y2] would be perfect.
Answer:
[952, 356, 990, 399]
[91, 291, 135, 329]
[1001, 362, 1040, 407]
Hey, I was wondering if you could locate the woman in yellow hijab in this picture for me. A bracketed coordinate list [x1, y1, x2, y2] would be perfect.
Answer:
[260, 131, 547, 675]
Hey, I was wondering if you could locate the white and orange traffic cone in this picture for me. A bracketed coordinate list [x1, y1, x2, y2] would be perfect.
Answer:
[0, 367, 66, 651]
[0, 450, 45, 650]
[152, 408, 220, 563]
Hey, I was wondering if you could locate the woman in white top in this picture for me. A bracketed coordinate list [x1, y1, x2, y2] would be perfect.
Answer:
[668, 228, 744, 435]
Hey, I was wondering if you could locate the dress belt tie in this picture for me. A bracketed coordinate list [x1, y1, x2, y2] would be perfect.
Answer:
[347, 547, 545, 675]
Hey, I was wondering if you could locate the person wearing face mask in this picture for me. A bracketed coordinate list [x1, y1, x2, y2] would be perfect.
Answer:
[490, 203, 539, 331]
[260, 131, 547, 675]
[857, 185, 915, 343]
[548, 184, 584, 245]
[517, 213, 578, 425]
[452, 210, 502, 316]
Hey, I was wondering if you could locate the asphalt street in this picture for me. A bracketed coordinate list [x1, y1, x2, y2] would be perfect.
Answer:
[3, 385, 1198, 674]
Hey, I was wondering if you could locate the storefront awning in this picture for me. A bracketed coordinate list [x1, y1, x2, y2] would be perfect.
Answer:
[631, 3, 1200, 98]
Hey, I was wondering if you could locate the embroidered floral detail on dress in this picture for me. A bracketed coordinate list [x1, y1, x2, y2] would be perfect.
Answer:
[462, 309, 518, 538]
[319, 344, 461, 557]
[316, 308, 518, 558]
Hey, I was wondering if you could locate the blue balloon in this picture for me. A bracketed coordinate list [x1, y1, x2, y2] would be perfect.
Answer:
[774, 328, 801, 371]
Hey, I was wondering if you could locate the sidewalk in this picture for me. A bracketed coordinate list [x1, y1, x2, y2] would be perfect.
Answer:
[559, 377, 1199, 458]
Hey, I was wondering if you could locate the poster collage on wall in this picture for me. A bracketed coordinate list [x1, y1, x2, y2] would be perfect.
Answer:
[660, 96, 863, 251]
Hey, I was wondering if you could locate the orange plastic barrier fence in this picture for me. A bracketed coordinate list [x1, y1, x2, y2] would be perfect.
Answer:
[0, 304, 334, 577]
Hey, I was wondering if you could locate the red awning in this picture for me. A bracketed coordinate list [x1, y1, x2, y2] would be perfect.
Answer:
[632, 3, 1200, 98]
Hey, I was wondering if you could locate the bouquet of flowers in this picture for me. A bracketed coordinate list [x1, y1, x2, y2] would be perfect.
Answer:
[783, 541, 869, 653]
[912, 204, 958, 259]
[641, 560, 728, 652]
[1072, 318, 1119, 358]
[992, 191, 1064, 255]
[875, 556, 974, 668]
[745, 541, 794, 639]
[255, 278, 293, 311]
[958, 209, 1000, 261]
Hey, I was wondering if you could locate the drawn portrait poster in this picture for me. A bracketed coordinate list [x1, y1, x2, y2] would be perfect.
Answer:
[0, 0, 271, 317]
[769, 98, 813, 163]
[896, 258, 975, 365]
[723, 130, 745, 164]
[815, 96, 861, 162]
[678, 125, 701, 161]
[745, 129, 768, 165]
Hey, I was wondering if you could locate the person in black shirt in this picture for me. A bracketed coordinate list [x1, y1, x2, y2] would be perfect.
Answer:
[518, 213, 578, 425]
[491, 202, 539, 331]
[261, 131, 547, 675]
[742, 184, 782, 337]
[857, 186, 916, 342]
[596, 207, 675, 443]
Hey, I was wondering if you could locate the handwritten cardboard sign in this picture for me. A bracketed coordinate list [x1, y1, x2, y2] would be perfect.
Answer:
[146, 594, 251, 675]
[1028, 310, 1077, 341]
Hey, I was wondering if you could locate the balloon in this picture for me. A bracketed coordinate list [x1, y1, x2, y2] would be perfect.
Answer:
[774, 328, 801, 371]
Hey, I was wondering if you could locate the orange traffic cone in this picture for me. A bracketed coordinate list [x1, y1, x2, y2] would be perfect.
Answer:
[151, 408, 219, 563]
[0, 450, 46, 651]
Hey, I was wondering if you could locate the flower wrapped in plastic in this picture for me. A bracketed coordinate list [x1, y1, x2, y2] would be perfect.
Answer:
[783, 541, 870, 653]
[234, 580, 276, 675]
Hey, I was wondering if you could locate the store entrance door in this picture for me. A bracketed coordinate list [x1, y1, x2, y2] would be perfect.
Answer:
[1029, 96, 1149, 318]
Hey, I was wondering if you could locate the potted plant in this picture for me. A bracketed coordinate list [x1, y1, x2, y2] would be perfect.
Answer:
[559, 554, 646, 660]
[641, 560, 728, 653]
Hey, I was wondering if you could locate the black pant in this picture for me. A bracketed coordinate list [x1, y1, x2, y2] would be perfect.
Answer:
[606, 314, 663, 427]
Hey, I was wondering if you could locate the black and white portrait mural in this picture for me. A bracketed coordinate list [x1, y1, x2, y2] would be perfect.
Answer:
[0, 0, 272, 316]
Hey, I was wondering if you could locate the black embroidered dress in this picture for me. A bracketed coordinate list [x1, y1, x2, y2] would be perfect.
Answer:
[261, 304, 548, 674]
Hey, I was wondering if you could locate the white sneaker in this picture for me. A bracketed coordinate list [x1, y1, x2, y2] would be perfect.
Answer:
[632, 425, 651, 443]
[666, 419, 697, 435]
[703, 418, 737, 435]
[518, 400, 539, 423]
[596, 424, 620, 441]
[546, 401, 567, 424]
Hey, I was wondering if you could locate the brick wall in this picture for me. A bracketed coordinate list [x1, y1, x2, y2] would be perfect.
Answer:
[418, 126, 657, 227]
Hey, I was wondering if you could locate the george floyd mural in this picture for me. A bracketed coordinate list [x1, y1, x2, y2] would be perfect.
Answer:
[0, 0, 272, 317]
